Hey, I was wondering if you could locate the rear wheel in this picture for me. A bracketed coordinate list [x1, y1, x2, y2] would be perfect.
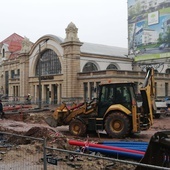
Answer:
[105, 112, 131, 138]
[69, 119, 86, 136]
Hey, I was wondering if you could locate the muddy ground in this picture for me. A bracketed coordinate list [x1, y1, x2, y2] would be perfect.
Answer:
[1, 110, 170, 142]
[0, 110, 170, 169]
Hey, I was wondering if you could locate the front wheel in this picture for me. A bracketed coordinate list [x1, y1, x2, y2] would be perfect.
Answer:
[69, 119, 86, 136]
[105, 112, 131, 138]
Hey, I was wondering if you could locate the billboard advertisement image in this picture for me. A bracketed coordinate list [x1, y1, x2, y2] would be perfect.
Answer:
[128, 0, 170, 61]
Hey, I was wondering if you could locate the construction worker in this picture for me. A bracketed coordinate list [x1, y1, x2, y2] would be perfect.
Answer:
[26, 94, 31, 104]
[0, 100, 4, 119]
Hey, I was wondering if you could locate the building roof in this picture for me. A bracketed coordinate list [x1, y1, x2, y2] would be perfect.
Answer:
[45, 34, 64, 43]
[81, 42, 128, 58]
[47, 35, 128, 58]
[2, 33, 128, 60]
[1, 33, 24, 52]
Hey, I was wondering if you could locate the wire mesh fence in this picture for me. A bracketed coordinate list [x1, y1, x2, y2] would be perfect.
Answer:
[44, 147, 170, 170]
[0, 132, 170, 170]
[0, 95, 84, 107]
[0, 132, 45, 170]
[44, 147, 136, 170]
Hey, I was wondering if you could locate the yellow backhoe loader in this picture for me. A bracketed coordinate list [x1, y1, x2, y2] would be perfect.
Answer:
[45, 67, 156, 138]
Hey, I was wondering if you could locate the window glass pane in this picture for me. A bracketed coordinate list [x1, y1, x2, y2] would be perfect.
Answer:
[82, 62, 98, 72]
[106, 64, 118, 70]
[36, 49, 61, 76]
[166, 69, 170, 74]
[84, 83, 88, 101]
[11, 70, 15, 78]
[90, 82, 94, 100]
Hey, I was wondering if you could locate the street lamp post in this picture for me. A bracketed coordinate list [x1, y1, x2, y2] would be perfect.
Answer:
[38, 39, 49, 109]
[38, 44, 42, 109]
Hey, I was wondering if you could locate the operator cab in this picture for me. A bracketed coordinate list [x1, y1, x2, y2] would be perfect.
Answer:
[97, 82, 136, 117]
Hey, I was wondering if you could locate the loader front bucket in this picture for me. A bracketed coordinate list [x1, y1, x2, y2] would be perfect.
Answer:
[45, 107, 61, 127]
[45, 103, 69, 127]
[136, 131, 170, 169]
[45, 116, 58, 127]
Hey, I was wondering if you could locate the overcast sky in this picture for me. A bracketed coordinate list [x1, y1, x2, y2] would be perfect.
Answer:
[1, 0, 128, 48]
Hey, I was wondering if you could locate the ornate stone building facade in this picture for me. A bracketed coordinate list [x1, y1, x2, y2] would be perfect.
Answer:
[0, 22, 170, 105]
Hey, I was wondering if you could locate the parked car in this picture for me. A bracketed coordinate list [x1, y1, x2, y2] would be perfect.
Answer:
[137, 94, 167, 118]
[159, 43, 166, 50]
[155, 100, 168, 118]
[1, 94, 8, 99]
[159, 43, 170, 50]
[164, 97, 170, 106]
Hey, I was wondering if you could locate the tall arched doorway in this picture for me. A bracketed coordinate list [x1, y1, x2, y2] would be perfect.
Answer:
[35, 49, 62, 104]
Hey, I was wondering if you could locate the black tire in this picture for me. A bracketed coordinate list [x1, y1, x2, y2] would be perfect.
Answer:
[69, 119, 86, 136]
[105, 112, 131, 138]
[154, 114, 160, 119]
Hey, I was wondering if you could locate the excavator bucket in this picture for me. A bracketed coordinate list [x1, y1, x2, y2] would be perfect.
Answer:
[136, 131, 170, 169]
[45, 116, 58, 127]
[45, 101, 96, 128]
[45, 103, 68, 127]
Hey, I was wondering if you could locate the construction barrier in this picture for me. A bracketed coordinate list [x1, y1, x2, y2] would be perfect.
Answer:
[0, 132, 45, 170]
[0, 132, 170, 170]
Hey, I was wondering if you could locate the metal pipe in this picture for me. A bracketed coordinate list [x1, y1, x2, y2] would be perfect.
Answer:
[68, 139, 145, 155]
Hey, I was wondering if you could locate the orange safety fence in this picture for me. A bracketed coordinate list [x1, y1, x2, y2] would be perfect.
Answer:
[3, 105, 32, 112]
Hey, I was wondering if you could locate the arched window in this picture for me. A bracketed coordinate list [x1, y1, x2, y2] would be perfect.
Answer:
[166, 69, 170, 74]
[106, 63, 118, 70]
[36, 49, 61, 76]
[82, 62, 98, 72]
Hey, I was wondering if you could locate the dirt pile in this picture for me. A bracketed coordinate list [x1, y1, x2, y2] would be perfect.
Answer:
[4, 126, 71, 150]
[1, 111, 170, 169]
[25, 126, 55, 139]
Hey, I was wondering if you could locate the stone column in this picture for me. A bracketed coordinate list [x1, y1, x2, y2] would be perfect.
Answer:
[61, 22, 83, 100]
[42, 84, 45, 104]
[87, 82, 90, 101]
[19, 55, 29, 97]
[58, 84, 61, 104]
[33, 85, 36, 103]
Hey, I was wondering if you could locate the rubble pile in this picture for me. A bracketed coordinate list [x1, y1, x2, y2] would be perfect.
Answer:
[25, 126, 55, 139]
[1, 111, 170, 169]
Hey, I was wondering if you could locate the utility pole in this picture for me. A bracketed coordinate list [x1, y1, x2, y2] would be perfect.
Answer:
[38, 44, 42, 109]
[38, 39, 49, 109]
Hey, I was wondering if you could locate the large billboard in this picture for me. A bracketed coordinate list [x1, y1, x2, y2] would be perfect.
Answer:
[128, 0, 170, 61]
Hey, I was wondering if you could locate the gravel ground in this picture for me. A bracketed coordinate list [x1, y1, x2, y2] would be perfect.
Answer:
[0, 111, 170, 169]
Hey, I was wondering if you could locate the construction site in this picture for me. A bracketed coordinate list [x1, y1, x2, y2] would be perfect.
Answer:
[0, 75, 170, 170]
[0, 0, 170, 169]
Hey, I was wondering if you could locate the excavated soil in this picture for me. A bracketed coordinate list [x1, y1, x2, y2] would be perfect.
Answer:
[0, 110, 170, 169]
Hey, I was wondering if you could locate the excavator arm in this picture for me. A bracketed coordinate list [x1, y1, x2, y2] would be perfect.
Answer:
[139, 67, 156, 128]
[45, 99, 97, 127]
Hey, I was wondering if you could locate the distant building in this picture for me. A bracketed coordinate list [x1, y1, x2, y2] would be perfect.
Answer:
[0, 22, 170, 104]
[135, 28, 158, 46]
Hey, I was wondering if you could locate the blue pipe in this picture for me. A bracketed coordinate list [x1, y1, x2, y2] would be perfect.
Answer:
[103, 144, 147, 147]
[102, 142, 148, 145]
[102, 145, 147, 152]
[103, 144, 148, 147]
[99, 141, 148, 145]
[88, 147, 143, 160]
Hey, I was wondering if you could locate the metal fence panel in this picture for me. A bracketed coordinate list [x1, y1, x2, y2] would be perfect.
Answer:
[45, 147, 117, 170]
[44, 147, 170, 170]
[0, 132, 45, 170]
[0, 132, 170, 170]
